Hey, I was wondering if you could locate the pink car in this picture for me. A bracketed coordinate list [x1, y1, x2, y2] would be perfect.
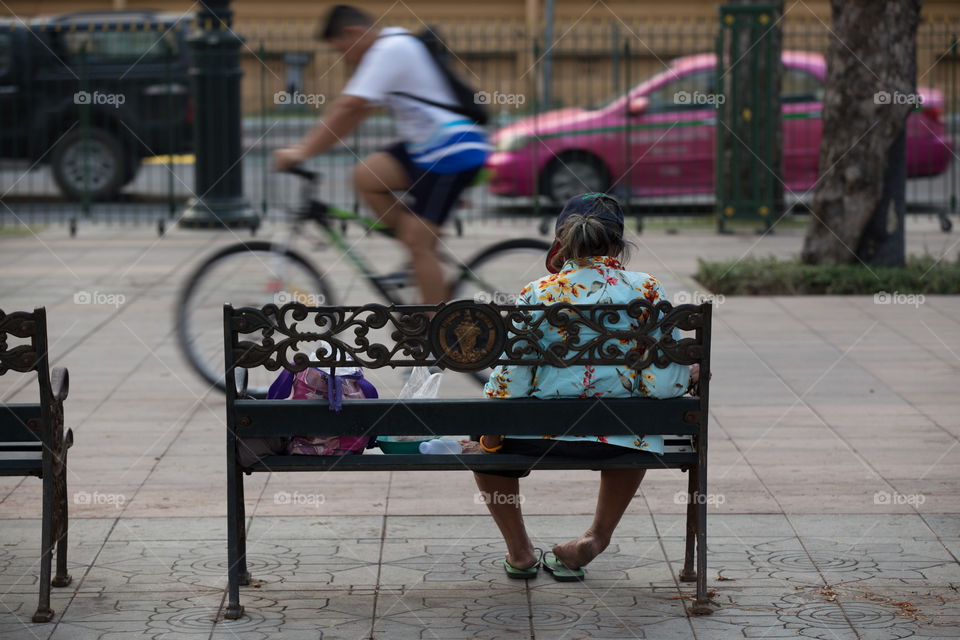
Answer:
[487, 51, 952, 202]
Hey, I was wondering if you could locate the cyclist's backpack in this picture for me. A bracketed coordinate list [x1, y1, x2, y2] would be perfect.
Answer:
[387, 27, 489, 125]
[267, 367, 379, 456]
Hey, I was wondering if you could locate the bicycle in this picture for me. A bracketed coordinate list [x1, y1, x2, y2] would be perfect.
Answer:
[176, 166, 552, 396]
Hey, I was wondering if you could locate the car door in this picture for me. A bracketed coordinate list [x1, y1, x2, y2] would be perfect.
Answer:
[625, 70, 717, 197]
[0, 28, 30, 158]
[780, 66, 824, 194]
[54, 18, 192, 156]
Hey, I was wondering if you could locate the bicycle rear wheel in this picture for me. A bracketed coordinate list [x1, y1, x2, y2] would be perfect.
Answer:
[450, 238, 552, 387]
[176, 241, 333, 397]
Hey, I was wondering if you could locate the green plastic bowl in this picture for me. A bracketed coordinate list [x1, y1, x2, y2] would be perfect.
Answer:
[376, 437, 433, 454]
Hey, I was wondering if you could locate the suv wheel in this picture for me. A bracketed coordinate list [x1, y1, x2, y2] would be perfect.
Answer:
[542, 153, 609, 203]
[51, 128, 126, 201]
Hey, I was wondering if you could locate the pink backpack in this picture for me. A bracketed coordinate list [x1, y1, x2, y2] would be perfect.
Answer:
[267, 367, 378, 456]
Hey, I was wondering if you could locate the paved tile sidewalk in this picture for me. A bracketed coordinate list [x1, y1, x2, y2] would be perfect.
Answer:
[1, 219, 959, 638]
[1, 514, 958, 639]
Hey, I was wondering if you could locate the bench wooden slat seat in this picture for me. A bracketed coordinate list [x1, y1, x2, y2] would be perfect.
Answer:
[0, 308, 73, 623]
[223, 300, 713, 620]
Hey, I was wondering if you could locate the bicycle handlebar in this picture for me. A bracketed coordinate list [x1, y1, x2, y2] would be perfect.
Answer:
[285, 165, 319, 182]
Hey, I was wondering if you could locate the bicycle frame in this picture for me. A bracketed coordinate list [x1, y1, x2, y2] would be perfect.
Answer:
[286, 170, 471, 305]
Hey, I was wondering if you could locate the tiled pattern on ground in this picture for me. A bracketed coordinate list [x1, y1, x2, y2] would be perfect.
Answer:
[2, 219, 959, 638]
[0, 514, 957, 639]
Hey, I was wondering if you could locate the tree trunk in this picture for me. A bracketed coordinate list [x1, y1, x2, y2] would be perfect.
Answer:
[801, 0, 922, 265]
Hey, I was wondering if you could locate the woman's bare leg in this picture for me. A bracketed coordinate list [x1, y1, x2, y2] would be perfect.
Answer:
[552, 469, 646, 569]
[473, 472, 537, 569]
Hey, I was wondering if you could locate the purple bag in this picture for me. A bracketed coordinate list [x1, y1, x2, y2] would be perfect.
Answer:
[267, 367, 378, 456]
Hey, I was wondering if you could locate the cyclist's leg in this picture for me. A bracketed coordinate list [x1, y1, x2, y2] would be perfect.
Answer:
[356, 143, 480, 304]
[353, 148, 412, 229]
[394, 213, 446, 303]
[401, 164, 483, 303]
[354, 147, 447, 302]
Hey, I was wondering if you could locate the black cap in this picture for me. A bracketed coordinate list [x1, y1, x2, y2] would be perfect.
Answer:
[546, 193, 624, 273]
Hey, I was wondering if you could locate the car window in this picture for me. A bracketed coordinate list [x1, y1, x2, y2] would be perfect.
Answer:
[0, 33, 11, 75]
[781, 68, 823, 103]
[644, 71, 717, 113]
[62, 28, 179, 65]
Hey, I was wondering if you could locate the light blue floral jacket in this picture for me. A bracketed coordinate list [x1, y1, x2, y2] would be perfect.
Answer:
[483, 256, 691, 454]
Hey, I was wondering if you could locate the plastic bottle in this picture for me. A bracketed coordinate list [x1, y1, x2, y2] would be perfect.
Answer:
[418, 439, 462, 454]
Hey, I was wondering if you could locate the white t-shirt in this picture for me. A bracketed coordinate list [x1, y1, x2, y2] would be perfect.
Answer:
[342, 27, 488, 171]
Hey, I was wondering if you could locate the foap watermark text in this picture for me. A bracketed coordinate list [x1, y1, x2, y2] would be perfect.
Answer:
[474, 291, 521, 305]
[874, 491, 925, 506]
[673, 290, 725, 306]
[74, 291, 125, 308]
[474, 91, 526, 108]
[74, 491, 126, 509]
[274, 91, 326, 108]
[274, 291, 326, 306]
[274, 491, 325, 507]
[475, 491, 525, 505]
[874, 90, 924, 106]
[874, 291, 924, 308]
[74, 91, 125, 108]
[674, 491, 725, 506]
[674, 90, 725, 107]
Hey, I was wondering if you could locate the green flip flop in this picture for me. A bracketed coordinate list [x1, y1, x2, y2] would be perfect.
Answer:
[543, 552, 585, 581]
[503, 548, 543, 580]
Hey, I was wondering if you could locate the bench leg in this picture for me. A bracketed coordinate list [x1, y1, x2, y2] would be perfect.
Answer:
[226, 462, 244, 620]
[32, 460, 55, 623]
[679, 467, 697, 583]
[689, 455, 713, 615]
[235, 466, 250, 586]
[52, 434, 72, 588]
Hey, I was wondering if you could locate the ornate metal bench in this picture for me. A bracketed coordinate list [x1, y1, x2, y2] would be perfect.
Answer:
[0, 308, 73, 623]
[223, 299, 713, 619]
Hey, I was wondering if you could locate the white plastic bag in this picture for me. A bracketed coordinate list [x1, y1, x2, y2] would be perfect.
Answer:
[398, 366, 443, 399]
[385, 368, 444, 443]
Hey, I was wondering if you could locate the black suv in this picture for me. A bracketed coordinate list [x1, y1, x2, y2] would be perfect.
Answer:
[0, 11, 194, 200]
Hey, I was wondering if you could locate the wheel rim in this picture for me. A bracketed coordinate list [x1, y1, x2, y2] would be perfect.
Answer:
[61, 138, 117, 193]
[549, 159, 603, 202]
[179, 249, 328, 396]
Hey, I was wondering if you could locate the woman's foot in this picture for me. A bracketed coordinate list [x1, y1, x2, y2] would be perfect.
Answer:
[505, 548, 539, 571]
[552, 532, 608, 570]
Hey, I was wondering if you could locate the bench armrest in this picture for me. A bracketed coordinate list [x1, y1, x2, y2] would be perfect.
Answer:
[51, 367, 69, 403]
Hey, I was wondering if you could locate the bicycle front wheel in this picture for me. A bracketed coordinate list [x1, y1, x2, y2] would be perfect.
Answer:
[451, 238, 552, 387]
[176, 241, 333, 397]
[451, 238, 553, 304]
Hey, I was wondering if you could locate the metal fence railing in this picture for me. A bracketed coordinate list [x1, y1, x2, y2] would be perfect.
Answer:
[1, 12, 957, 234]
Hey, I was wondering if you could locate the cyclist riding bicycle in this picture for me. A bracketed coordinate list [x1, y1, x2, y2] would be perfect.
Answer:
[273, 4, 490, 304]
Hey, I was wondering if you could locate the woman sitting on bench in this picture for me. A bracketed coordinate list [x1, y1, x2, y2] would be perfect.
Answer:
[461, 193, 700, 581]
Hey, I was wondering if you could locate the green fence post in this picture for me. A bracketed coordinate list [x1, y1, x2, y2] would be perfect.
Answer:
[623, 38, 638, 232]
[951, 36, 958, 217]
[532, 37, 541, 220]
[259, 39, 267, 217]
[79, 41, 90, 222]
[715, 4, 781, 232]
[165, 27, 175, 230]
